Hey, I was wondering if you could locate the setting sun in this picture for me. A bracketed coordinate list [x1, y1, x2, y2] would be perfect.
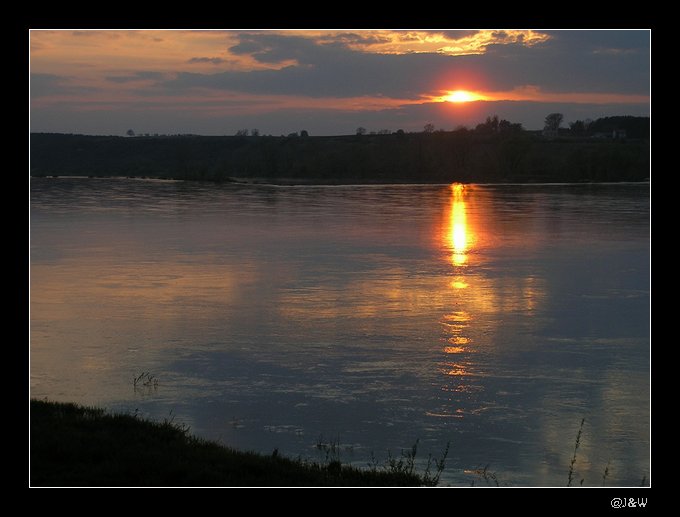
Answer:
[443, 90, 485, 103]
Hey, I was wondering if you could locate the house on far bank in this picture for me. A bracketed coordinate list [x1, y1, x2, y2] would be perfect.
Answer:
[612, 129, 627, 140]
[591, 129, 628, 140]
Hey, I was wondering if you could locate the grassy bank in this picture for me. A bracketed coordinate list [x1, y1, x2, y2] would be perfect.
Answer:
[30, 132, 649, 184]
[30, 400, 433, 487]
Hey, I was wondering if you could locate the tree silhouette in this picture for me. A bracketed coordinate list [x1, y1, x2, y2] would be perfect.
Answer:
[544, 113, 564, 131]
[356, 127, 366, 136]
[423, 123, 435, 133]
[499, 119, 523, 133]
[475, 115, 499, 134]
[126, 129, 135, 137]
[569, 120, 587, 135]
[300, 130, 309, 137]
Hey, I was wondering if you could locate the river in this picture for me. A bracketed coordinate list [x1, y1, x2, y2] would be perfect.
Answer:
[30, 178, 650, 486]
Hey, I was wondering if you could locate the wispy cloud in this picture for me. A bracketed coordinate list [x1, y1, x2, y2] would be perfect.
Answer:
[105, 71, 166, 83]
[187, 57, 226, 65]
[31, 73, 100, 98]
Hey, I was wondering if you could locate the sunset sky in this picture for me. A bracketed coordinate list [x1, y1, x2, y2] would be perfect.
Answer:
[29, 29, 650, 136]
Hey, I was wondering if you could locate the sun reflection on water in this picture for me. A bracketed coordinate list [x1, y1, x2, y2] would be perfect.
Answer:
[442, 185, 475, 373]
[448, 183, 470, 266]
[439, 184, 477, 402]
[436, 184, 552, 420]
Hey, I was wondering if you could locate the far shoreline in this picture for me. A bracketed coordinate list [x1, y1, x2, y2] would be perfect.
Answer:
[30, 132, 650, 185]
[29, 175, 651, 188]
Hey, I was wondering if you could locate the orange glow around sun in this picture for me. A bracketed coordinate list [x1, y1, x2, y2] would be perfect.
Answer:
[443, 90, 486, 103]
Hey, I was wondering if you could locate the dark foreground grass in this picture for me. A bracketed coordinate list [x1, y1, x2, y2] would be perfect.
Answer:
[30, 400, 426, 487]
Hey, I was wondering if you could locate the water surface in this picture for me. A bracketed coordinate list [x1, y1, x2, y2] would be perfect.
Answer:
[30, 179, 650, 486]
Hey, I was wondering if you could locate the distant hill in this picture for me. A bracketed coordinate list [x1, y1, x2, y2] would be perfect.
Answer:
[30, 130, 649, 184]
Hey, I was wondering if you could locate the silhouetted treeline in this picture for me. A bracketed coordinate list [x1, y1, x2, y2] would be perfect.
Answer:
[586, 116, 649, 139]
[30, 129, 649, 184]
